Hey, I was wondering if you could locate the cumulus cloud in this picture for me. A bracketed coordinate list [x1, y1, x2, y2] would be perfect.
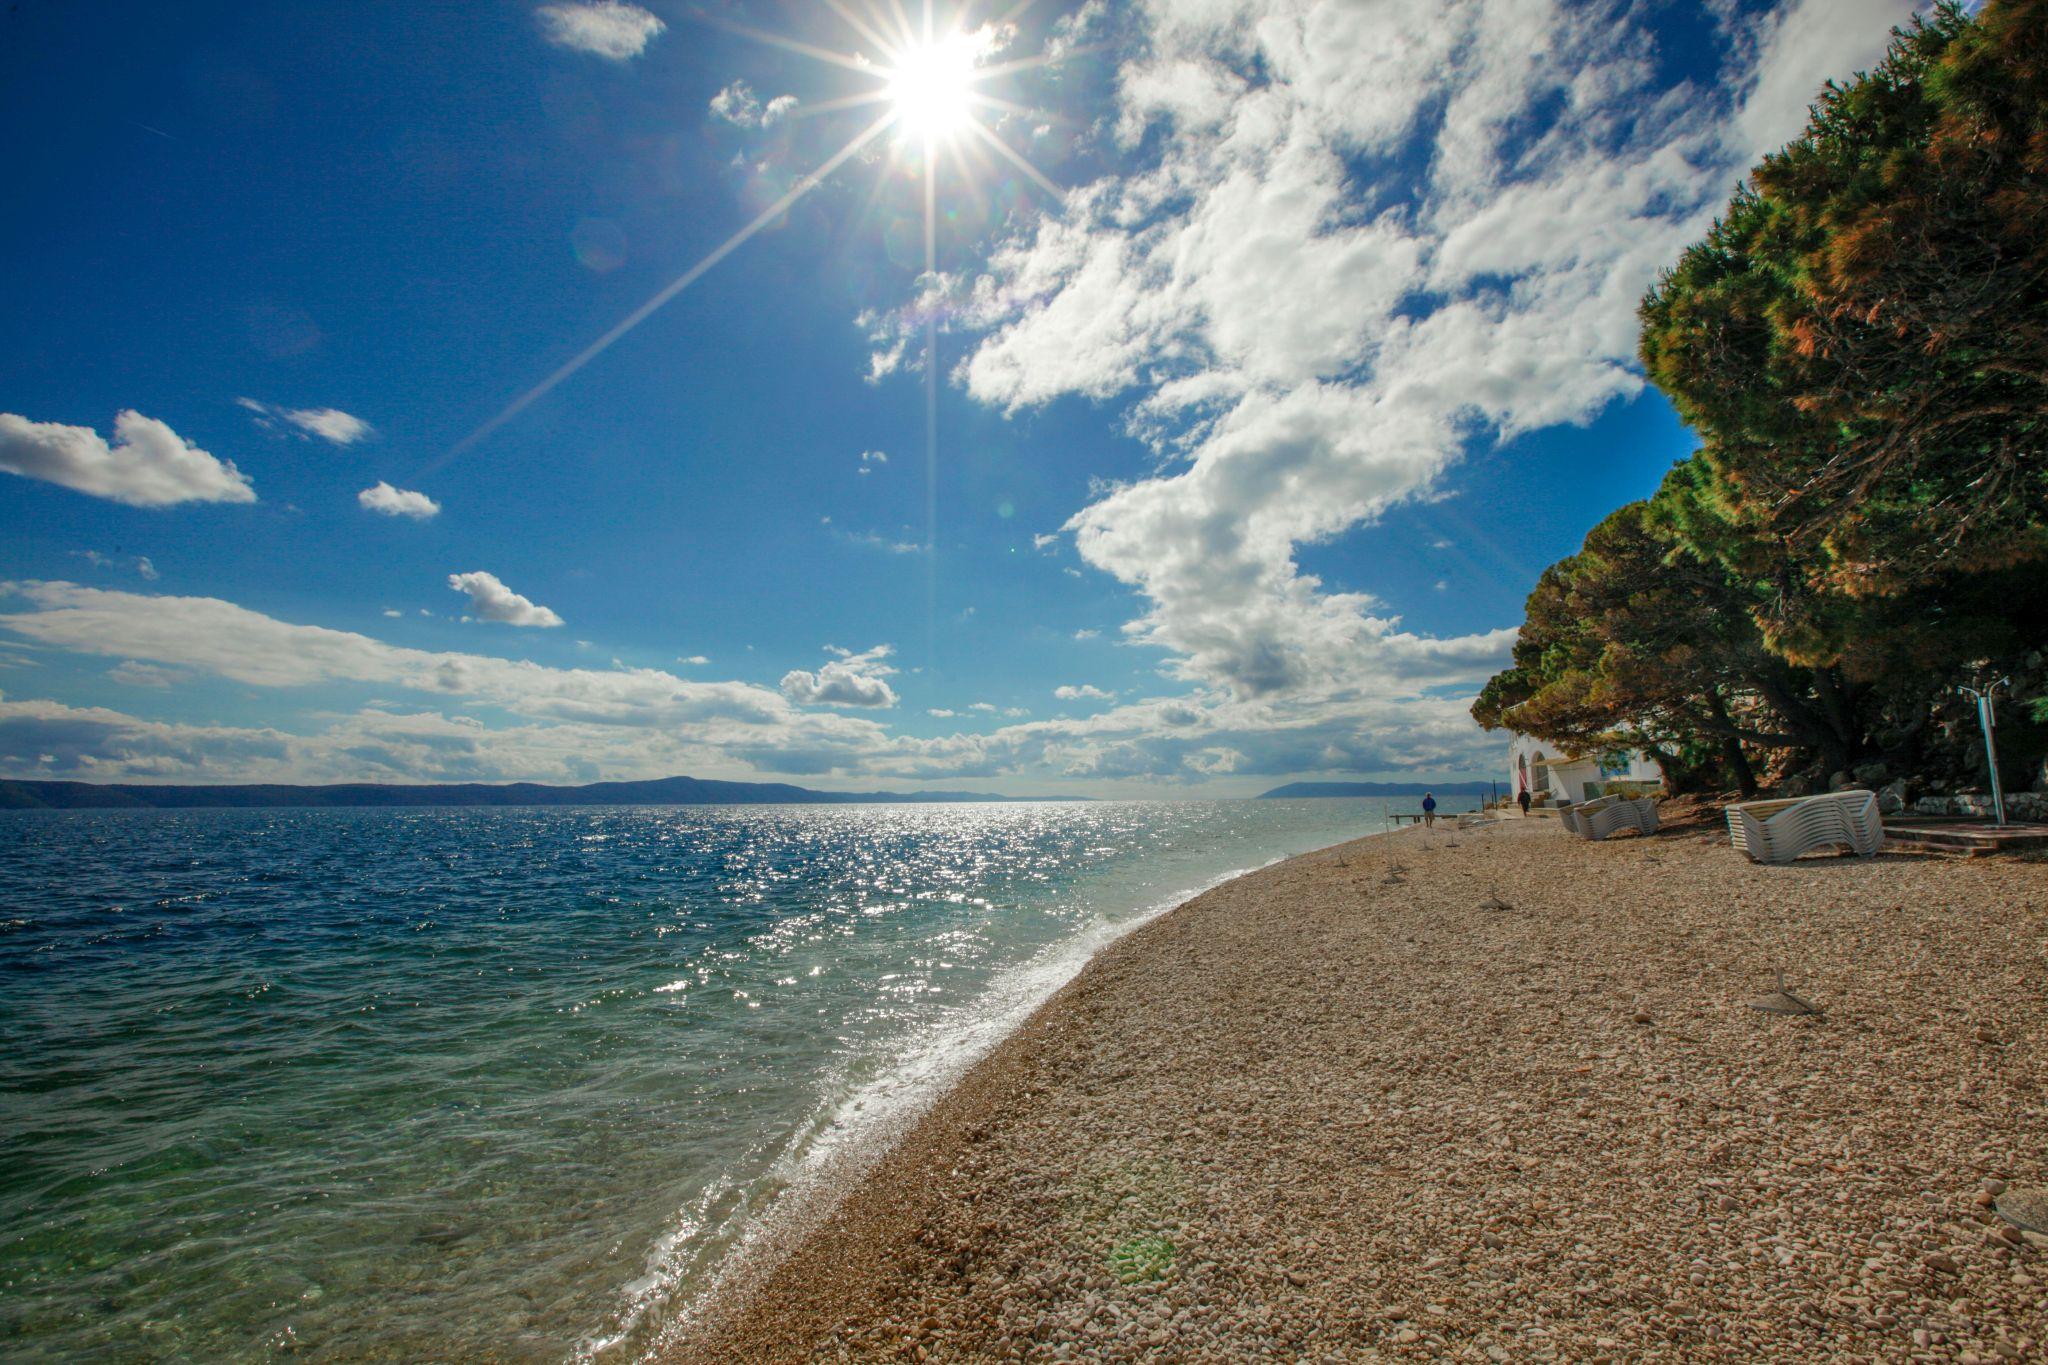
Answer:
[536, 0, 665, 59]
[710, 80, 799, 127]
[780, 644, 899, 709]
[447, 571, 563, 627]
[236, 397, 374, 445]
[1054, 684, 1115, 701]
[358, 482, 441, 519]
[0, 410, 255, 507]
[0, 584, 1513, 787]
[879, 0, 1912, 716]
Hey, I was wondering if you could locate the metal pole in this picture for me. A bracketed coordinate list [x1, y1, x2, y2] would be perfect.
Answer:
[1980, 691, 2008, 827]
[1961, 678, 2011, 828]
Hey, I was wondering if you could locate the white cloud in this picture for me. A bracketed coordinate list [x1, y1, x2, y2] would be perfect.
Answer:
[0, 584, 1516, 788]
[1055, 684, 1115, 701]
[780, 644, 899, 709]
[837, 528, 925, 554]
[968, 702, 998, 713]
[677, 655, 709, 666]
[447, 571, 564, 627]
[74, 550, 160, 580]
[710, 80, 799, 128]
[857, 449, 888, 475]
[1073, 628, 1099, 640]
[537, 0, 665, 59]
[108, 661, 189, 689]
[928, 708, 959, 718]
[358, 482, 441, 519]
[383, 609, 404, 618]
[891, 0, 1913, 713]
[0, 411, 255, 507]
[236, 397, 374, 445]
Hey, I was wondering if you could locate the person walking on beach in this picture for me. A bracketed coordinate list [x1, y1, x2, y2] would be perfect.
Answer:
[1518, 787, 1532, 816]
[1421, 792, 1437, 828]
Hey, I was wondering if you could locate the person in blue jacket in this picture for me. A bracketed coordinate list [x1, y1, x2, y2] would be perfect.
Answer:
[1421, 792, 1437, 828]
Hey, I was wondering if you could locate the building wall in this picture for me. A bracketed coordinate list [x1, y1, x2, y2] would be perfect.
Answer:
[1507, 732, 1663, 803]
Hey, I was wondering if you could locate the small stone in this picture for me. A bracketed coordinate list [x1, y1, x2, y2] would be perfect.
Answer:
[1715, 1195, 1739, 1213]
[1631, 1009, 1654, 1025]
[1285, 1271, 1307, 1287]
[1924, 1253, 1960, 1276]
[1984, 1179, 2009, 1197]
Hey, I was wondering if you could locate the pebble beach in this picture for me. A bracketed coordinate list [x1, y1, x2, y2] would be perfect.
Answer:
[670, 807, 2048, 1363]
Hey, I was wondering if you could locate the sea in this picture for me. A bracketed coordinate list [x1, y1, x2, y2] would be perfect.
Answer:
[0, 796, 1469, 1361]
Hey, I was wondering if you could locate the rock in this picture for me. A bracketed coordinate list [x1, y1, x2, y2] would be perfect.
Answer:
[1878, 779, 1908, 816]
[1631, 1009, 1654, 1025]
[1924, 1253, 1960, 1276]
[1828, 770, 1852, 792]
[1995, 1188, 2048, 1235]
[1984, 1179, 2009, 1197]
[1852, 762, 1890, 787]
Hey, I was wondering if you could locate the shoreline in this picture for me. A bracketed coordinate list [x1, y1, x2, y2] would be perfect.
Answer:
[623, 851, 1294, 1358]
[661, 809, 2048, 1362]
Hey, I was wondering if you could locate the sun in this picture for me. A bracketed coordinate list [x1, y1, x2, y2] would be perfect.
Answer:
[884, 33, 980, 142]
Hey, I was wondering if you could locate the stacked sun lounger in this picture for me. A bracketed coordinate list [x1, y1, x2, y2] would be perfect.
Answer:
[1725, 789, 1883, 864]
[1561, 794, 1659, 841]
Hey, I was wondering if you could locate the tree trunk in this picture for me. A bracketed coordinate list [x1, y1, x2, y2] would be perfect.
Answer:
[1707, 690, 1761, 796]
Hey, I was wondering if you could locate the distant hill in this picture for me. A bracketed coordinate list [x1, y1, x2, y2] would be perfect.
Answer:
[1258, 781, 1495, 800]
[0, 776, 1080, 811]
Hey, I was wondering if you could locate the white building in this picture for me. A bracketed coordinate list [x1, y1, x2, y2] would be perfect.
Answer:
[1507, 732, 1663, 805]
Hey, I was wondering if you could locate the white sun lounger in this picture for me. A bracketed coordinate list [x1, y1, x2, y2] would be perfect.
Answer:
[1565, 794, 1659, 841]
[1725, 790, 1883, 864]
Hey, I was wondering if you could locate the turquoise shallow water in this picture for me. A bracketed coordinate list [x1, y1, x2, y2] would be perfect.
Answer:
[0, 798, 1460, 1360]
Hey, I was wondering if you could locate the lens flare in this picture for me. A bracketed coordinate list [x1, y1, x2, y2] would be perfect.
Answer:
[885, 34, 979, 141]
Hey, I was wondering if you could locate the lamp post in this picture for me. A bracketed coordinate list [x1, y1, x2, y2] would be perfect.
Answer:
[1958, 677, 2011, 827]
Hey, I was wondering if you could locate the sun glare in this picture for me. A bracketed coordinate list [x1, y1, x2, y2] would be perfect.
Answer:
[885, 34, 979, 141]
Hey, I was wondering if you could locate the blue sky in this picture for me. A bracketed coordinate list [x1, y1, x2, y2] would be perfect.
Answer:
[0, 0, 1922, 794]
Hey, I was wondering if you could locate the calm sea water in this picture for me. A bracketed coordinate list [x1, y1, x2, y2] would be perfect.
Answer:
[0, 797, 1462, 1361]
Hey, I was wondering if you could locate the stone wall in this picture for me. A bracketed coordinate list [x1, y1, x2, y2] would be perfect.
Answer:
[1911, 791, 2048, 821]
